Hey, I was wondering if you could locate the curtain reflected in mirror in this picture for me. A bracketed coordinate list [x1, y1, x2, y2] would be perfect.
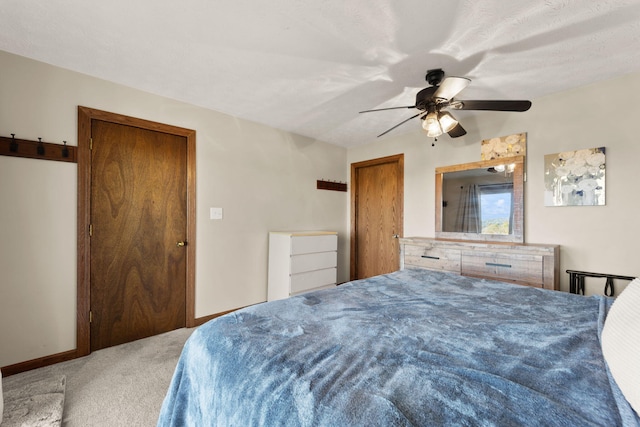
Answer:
[454, 184, 480, 233]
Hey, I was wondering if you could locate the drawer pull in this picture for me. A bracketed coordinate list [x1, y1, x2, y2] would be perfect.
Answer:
[421, 255, 440, 260]
[486, 262, 512, 268]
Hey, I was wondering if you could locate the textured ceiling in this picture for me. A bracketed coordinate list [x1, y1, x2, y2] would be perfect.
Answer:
[2, 0, 640, 147]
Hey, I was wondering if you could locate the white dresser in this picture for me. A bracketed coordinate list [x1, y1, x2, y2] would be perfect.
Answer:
[268, 231, 338, 301]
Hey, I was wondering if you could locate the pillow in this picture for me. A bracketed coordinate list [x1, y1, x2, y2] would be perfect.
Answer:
[601, 277, 640, 415]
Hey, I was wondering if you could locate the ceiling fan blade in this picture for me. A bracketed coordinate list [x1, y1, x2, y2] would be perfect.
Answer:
[377, 112, 422, 137]
[447, 123, 467, 138]
[452, 100, 532, 112]
[359, 105, 416, 113]
[433, 77, 471, 101]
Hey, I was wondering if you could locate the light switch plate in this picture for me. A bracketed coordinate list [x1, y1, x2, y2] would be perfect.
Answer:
[210, 207, 223, 220]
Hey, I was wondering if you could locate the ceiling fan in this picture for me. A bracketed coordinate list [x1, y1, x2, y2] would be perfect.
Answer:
[360, 69, 532, 139]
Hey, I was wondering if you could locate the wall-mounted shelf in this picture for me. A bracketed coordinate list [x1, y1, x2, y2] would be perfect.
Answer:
[0, 135, 77, 163]
[317, 180, 347, 192]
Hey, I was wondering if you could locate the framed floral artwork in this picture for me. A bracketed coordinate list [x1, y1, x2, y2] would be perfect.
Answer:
[544, 147, 605, 206]
[481, 133, 527, 160]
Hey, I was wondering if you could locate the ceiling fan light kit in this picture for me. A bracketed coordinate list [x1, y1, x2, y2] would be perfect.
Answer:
[437, 111, 459, 133]
[421, 110, 458, 138]
[422, 111, 442, 137]
[360, 69, 532, 140]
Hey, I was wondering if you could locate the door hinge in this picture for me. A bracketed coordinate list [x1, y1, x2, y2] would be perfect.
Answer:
[89, 224, 93, 237]
[89, 311, 93, 323]
[90, 138, 93, 150]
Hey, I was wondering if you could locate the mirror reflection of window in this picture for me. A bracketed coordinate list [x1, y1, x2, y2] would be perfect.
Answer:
[436, 155, 524, 243]
[442, 169, 515, 235]
[478, 184, 513, 235]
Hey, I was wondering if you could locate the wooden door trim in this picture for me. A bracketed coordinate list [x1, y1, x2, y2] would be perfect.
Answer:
[77, 106, 196, 357]
[350, 154, 404, 281]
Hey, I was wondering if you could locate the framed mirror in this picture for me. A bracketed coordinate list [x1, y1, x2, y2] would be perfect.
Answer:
[435, 155, 524, 243]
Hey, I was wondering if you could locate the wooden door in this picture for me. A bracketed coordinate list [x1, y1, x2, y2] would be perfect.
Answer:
[89, 120, 187, 351]
[350, 154, 404, 280]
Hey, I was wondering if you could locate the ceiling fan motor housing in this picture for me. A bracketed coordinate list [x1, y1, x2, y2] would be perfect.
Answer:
[415, 87, 438, 111]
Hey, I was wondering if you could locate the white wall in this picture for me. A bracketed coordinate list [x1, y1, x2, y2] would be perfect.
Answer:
[0, 50, 348, 367]
[348, 71, 640, 296]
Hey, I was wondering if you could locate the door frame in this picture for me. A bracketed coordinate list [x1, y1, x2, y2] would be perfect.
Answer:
[350, 154, 404, 280]
[77, 106, 197, 357]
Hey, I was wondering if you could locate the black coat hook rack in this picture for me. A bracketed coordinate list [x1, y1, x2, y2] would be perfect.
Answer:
[0, 134, 77, 163]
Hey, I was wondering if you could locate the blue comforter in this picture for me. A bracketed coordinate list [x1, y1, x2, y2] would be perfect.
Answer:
[158, 269, 639, 426]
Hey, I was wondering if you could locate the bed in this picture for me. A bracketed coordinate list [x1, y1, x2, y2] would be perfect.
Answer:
[157, 268, 640, 426]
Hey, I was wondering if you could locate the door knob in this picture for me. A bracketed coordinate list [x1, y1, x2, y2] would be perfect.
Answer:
[176, 241, 187, 247]
[392, 234, 400, 239]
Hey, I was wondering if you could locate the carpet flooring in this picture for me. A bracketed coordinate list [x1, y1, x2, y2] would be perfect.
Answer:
[2, 375, 66, 426]
[2, 327, 194, 427]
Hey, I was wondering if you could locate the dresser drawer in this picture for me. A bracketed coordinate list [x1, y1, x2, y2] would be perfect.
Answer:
[291, 267, 337, 294]
[291, 234, 337, 255]
[291, 251, 337, 274]
[461, 252, 543, 285]
[403, 244, 461, 273]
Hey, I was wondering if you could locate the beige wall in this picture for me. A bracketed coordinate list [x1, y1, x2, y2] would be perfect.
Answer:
[0, 51, 348, 367]
[3, 47, 639, 368]
[348, 71, 640, 296]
